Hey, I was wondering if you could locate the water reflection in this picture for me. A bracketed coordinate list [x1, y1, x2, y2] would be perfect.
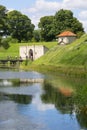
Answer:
[0, 71, 87, 130]
[41, 81, 74, 114]
[0, 93, 32, 104]
[0, 70, 45, 79]
[76, 107, 87, 129]
[42, 76, 87, 130]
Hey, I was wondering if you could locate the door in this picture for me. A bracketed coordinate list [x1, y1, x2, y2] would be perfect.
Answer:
[29, 49, 33, 60]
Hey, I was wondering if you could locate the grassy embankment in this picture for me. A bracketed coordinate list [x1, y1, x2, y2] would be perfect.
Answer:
[0, 41, 57, 68]
[0, 34, 87, 77]
[30, 34, 87, 77]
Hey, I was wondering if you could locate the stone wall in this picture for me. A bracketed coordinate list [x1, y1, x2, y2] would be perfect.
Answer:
[20, 45, 48, 60]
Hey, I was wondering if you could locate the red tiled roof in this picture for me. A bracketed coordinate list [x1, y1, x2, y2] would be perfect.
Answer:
[57, 31, 77, 37]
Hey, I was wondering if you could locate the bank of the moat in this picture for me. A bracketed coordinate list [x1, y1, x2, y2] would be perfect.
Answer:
[20, 64, 87, 78]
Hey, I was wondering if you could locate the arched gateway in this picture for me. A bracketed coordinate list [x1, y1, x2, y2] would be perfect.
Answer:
[20, 45, 49, 60]
[29, 49, 33, 61]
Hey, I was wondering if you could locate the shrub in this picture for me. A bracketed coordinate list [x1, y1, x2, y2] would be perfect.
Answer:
[1, 38, 10, 49]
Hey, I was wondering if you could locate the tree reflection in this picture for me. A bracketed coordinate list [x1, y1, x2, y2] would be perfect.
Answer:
[0, 93, 32, 104]
[9, 94, 32, 104]
[76, 107, 87, 129]
[41, 78, 87, 129]
[41, 81, 74, 114]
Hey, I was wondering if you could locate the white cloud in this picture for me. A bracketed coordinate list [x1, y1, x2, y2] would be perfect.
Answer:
[36, 0, 61, 12]
[32, 0, 61, 13]
[7, 8, 14, 13]
[80, 20, 87, 32]
[32, 94, 55, 111]
[63, 0, 87, 9]
[22, 0, 61, 14]
[21, 0, 87, 31]
[79, 10, 87, 20]
[22, 0, 62, 28]
[77, 10, 87, 32]
[22, 0, 62, 16]
[31, 14, 41, 28]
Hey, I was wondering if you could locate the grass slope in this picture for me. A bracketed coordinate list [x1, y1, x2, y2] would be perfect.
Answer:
[33, 34, 87, 68]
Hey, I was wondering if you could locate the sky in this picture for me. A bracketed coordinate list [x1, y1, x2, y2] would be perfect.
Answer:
[0, 0, 87, 32]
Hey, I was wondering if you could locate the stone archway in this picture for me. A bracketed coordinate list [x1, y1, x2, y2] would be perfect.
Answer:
[29, 49, 33, 60]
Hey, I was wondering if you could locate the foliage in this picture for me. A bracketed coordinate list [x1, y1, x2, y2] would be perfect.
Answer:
[6, 36, 18, 43]
[7, 10, 35, 42]
[0, 37, 10, 49]
[0, 5, 8, 36]
[38, 16, 55, 41]
[33, 29, 41, 42]
[38, 9, 84, 41]
[0, 5, 35, 44]
[1, 38, 10, 49]
[53, 9, 84, 36]
[0, 5, 85, 43]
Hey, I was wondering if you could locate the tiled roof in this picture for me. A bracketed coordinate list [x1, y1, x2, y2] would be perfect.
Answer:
[57, 31, 77, 37]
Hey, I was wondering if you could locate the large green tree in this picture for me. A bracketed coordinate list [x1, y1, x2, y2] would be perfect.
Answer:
[38, 16, 55, 41]
[38, 9, 84, 41]
[53, 9, 84, 36]
[7, 10, 35, 42]
[0, 5, 8, 36]
[33, 29, 41, 42]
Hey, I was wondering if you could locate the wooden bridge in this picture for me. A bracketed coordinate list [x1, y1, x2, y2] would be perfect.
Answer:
[0, 59, 23, 64]
[0, 58, 23, 68]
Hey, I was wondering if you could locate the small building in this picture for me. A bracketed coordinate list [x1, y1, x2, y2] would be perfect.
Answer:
[19, 45, 48, 60]
[57, 31, 77, 45]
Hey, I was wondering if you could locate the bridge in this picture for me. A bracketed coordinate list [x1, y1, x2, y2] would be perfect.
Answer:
[0, 59, 23, 64]
[0, 57, 23, 67]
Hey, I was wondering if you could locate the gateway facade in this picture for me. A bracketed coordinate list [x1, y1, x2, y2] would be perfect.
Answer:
[20, 45, 48, 60]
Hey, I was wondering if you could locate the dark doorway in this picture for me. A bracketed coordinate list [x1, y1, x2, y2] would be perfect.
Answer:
[29, 49, 33, 60]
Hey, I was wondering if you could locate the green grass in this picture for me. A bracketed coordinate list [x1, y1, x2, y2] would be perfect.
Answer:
[33, 34, 87, 69]
[0, 41, 57, 59]
[1, 34, 87, 76]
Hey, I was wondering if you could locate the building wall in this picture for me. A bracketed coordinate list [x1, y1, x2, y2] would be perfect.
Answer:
[20, 45, 48, 60]
[58, 36, 76, 45]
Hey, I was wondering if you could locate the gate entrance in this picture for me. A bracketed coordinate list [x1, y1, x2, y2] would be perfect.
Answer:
[29, 49, 33, 60]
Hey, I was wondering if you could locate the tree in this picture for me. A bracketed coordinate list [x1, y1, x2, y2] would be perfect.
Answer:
[38, 9, 84, 41]
[33, 29, 41, 42]
[53, 9, 84, 37]
[38, 16, 55, 41]
[0, 5, 8, 36]
[7, 10, 35, 42]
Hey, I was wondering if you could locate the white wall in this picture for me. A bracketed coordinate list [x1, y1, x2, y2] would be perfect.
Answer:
[58, 36, 76, 45]
[19, 45, 48, 60]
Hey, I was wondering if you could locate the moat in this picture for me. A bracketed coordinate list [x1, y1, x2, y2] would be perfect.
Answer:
[0, 70, 87, 130]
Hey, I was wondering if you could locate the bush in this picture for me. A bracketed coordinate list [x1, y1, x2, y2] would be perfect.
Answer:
[5, 36, 18, 43]
[1, 38, 10, 49]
